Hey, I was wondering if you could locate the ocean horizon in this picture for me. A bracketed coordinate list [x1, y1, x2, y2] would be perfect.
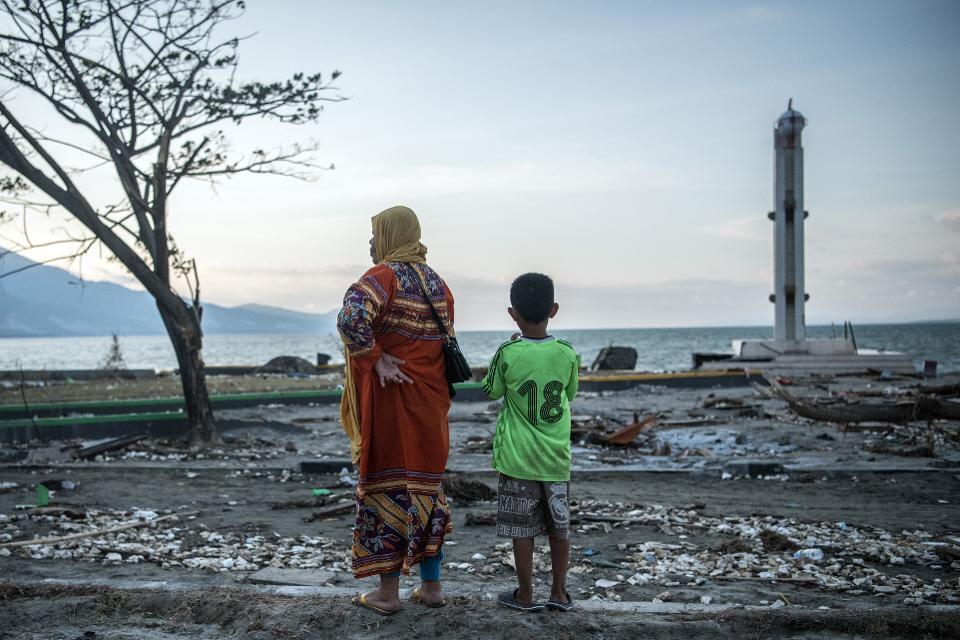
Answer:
[1, 320, 957, 375]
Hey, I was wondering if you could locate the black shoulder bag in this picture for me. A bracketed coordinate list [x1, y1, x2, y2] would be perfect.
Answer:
[413, 269, 472, 395]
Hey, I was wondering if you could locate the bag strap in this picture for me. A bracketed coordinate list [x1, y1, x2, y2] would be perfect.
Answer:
[412, 265, 450, 337]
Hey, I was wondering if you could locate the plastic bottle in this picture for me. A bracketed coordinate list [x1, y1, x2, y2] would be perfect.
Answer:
[792, 548, 824, 561]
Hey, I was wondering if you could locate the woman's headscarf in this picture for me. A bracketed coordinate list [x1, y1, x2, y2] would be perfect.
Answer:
[372, 205, 427, 264]
[340, 205, 428, 463]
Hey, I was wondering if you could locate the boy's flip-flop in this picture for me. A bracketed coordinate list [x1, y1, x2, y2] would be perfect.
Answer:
[546, 591, 575, 612]
[497, 589, 546, 612]
[410, 587, 446, 608]
[352, 593, 398, 616]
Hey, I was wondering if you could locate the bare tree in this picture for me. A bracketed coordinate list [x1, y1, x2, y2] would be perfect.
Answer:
[0, 0, 343, 444]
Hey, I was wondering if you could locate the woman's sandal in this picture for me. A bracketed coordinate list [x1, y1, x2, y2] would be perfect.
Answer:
[410, 587, 446, 608]
[352, 593, 399, 616]
[546, 591, 575, 612]
[497, 589, 545, 612]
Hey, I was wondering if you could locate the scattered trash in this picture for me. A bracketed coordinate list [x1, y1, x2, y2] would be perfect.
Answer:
[311, 488, 333, 497]
[36, 484, 49, 507]
[792, 548, 824, 562]
[338, 467, 358, 487]
[71, 433, 149, 460]
[39, 479, 78, 491]
[0, 507, 349, 572]
[595, 578, 621, 589]
[603, 415, 657, 446]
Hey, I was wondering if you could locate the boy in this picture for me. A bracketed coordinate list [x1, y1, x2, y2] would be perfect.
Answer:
[482, 273, 579, 612]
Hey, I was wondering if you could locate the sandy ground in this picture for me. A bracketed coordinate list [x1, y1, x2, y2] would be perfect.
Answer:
[2, 376, 959, 638]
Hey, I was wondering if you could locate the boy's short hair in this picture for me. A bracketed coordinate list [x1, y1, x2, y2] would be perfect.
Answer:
[510, 273, 555, 324]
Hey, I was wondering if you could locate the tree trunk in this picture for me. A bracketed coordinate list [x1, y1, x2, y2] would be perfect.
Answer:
[158, 302, 216, 446]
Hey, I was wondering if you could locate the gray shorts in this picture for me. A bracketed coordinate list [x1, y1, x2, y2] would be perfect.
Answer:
[496, 473, 570, 539]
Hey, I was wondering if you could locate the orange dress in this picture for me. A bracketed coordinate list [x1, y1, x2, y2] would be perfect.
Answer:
[337, 261, 454, 578]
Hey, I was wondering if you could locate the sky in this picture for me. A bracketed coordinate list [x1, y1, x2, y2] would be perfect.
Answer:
[1, 1, 959, 330]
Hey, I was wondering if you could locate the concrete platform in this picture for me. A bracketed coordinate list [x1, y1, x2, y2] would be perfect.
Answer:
[699, 352, 916, 375]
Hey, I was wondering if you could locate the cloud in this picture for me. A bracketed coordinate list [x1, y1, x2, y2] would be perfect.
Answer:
[934, 210, 960, 233]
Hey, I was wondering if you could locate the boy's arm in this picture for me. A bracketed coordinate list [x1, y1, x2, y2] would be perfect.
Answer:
[481, 348, 507, 400]
[565, 355, 579, 401]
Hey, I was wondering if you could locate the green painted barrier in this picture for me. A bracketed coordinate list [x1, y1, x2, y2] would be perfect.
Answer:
[0, 382, 486, 427]
[0, 410, 185, 430]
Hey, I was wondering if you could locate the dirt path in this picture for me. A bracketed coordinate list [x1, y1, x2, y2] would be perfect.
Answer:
[2, 581, 958, 640]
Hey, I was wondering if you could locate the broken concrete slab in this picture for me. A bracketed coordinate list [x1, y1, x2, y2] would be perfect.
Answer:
[245, 568, 337, 586]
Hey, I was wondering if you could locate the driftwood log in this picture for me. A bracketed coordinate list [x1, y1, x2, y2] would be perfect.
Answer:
[766, 378, 960, 424]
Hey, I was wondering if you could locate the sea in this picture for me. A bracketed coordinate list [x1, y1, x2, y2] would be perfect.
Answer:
[1, 322, 957, 375]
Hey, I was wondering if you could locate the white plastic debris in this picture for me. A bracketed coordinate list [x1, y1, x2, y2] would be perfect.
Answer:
[338, 467, 358, 487]
[595, 579, 621, 589]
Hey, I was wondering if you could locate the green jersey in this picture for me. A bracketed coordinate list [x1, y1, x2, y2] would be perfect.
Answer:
[482, 337, 579, 482]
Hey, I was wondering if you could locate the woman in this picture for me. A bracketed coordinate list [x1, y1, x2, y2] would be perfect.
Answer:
[337, 205, 454, 615]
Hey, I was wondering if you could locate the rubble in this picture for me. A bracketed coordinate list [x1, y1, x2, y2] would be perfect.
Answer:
[442, 499, 959, 605]
[0, 507, 352, 573]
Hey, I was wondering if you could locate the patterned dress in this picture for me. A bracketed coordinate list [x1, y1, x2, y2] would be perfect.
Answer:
[337, 262, 454, 578]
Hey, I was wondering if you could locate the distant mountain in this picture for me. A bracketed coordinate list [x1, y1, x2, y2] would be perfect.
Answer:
[0, 251, 338, 337]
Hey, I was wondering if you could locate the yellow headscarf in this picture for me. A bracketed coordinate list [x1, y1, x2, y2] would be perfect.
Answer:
[373, 205, 427, 265]
[340, 205, 428, 463]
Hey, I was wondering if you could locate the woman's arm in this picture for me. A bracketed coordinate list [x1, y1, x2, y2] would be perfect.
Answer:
[337, 266, 411, 385]
[337, 267, 393, 363]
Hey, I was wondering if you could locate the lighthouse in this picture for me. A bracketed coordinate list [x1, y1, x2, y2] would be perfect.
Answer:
[770, 99, 808, 343]
[693, 100, 917, 374]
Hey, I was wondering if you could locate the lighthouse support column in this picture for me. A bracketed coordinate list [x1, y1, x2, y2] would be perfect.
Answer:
[771, 101, 807, 343]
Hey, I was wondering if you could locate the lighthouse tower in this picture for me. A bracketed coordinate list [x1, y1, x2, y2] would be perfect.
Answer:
[770, 99, 807, 343]
[735, 100, 857, 361]
[694, 100, 917, 374]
